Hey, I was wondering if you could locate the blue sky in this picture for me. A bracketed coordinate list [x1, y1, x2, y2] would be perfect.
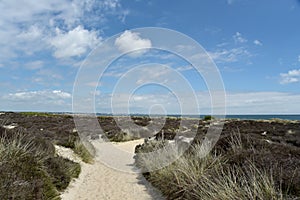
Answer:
[0, 0, 300, 114]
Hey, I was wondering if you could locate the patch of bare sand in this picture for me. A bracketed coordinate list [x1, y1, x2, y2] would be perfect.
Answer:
[60, 139, 164, 200]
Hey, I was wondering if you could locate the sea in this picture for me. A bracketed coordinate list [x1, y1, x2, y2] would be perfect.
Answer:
[34, 112, 300, 121]
[94, 114, 300, 121]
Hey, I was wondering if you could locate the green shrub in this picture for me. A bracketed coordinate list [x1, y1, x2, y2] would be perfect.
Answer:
[45, 157, 81, 191]
[203, 115, 214, 121]
[57, 135, 78, 149]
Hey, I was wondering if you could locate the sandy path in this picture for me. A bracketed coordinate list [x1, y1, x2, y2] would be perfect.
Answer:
[59, 139, 164, 200]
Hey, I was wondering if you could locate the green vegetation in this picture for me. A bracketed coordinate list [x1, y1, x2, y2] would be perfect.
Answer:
[203, 115, 214, 121]
[135, 132, 298, 200]
[19, 112, 73, 119]
[56, 135, 94, 164]
[20, 112, 54, 117]
[57, 135, 78, 149]
[45, 157, 81, 191]
[0, 128, 80, 199]
[74, 139, 94, 163]
[107, 131, 140, 142]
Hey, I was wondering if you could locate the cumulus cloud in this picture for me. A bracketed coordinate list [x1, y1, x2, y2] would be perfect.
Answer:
[50, 26, 100, 58]
[254, 39, 263, 46]
[0, 0, 126, 61]
[115, 30, 152, 55]
[280, 69, 300, 84]
[233, 32, 247, 44]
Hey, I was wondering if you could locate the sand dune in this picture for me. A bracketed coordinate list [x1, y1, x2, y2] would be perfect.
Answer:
[59, 139, 164, 200]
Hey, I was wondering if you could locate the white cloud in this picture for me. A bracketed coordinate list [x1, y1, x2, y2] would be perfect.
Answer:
[85, 82, 101, 87]
[24, 60, 44, 70]
[0, 0, 126, 61]
[209, 47, 251, 63]
[93, 91, 300, 114]
[233, 32, 247, 43]
[280, 69, 300, 84]
[2, 89, 300, 114]
[1, 90, 72, 111]
[226, 92, 300, 114]
[135, 66, 172, 85]
[102, 0, 121, 10]
[176, 65, 194, 72]
[52, 90, 71, 98]
[115, 30, 152, 55]
[17, 25, 44, 41]
[50, 26, 100, 58]
[254, 39, 263, 46]
[173, 43, 252, 65]
[4, 90, 71, 100]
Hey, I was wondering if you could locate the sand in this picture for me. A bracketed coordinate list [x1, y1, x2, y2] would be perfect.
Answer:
[58, 139, 164, 200]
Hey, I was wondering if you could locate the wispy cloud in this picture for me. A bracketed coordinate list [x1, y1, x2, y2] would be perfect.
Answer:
[176, 65, 194, 72]
[209, 47, 251, 63]
[233, 32, 247, 44]
[280, 69, 300, 84]
[24, 60, 44, 70]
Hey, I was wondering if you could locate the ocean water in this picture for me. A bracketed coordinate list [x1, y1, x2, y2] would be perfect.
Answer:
[95, 113, 300, 121]
[180, 115, 300, 120]
[218, 115, 300, 120]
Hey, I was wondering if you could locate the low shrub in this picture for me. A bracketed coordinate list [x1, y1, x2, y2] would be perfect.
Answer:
[45, 157, 80, 190]
[107, 131, 139, 142]
[203, 115, 214, 121]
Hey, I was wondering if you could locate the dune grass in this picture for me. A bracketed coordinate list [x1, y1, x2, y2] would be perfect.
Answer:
[0, 128, 80, 199]
[135, 132, 297, 200]
[73, 139, 94, 163]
